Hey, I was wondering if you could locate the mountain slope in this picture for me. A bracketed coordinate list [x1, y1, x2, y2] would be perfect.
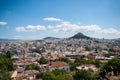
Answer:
[43, 37, 60, 40]
[69, 32, 91, 39]
[0, 39, 17, 42]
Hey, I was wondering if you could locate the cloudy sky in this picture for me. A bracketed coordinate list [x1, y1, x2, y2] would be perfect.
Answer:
[0, 0, 120, 39]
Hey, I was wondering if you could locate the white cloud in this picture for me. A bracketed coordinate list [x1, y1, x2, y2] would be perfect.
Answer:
[46, 20, 120, 35]
[43, 17, 62, 21]
[0, 21, 7, 26]
[16, 27, 27, 32]
[15, 18, 120, 37]
[100, 28, 120, 34]
[50, 21, 101, 32]
[26, 25, 46, 31]
[80, 25, 101, 32]
[47, 25, 54, 29]
[16, 25, 46, 32]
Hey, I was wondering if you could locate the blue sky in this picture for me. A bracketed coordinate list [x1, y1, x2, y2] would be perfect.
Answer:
[0, 0, 120, 39]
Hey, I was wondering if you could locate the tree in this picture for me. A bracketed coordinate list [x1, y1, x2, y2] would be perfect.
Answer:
[6, 51, 14, 58]
[92, 60, 101, 68]
[36, 72, 44, 79]
[56, 74, 73, 80]
[104, 54, 110, 57]
[52, 69, 73, 80]
[60, 57, 71, 63]
[73, 70, 94, 80]
[42, 69, 73, 80]
[0, 54, 15, 71]
[109, 48, 115, 52]
[74, 57, 86, 66]
[0, 54, 15, 80]
[25, 64, 40, 71]
[0, 70, 11, 80]
[52, 69, 67, 76]
[99, 58, 120, 79]
[69, 62, 77, 71]
[38, 57, 48, 64]
[43, 72, 56, 80]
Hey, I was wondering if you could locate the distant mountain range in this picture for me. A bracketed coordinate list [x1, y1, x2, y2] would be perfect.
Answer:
[0, 39, 17, 42]
[43, 32, 91, 40]
[0, 32, 119, 41]
[114, 38, 120, 40]
[43, 37, 60, 40]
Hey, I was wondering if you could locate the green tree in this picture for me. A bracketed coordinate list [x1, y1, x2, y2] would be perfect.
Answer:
[52, 69, 67, 76]
[104, 54, 110, 57]
[75, 57, 86, 66]
[69, 62, 77, 71]
[99, 58, 120, 78]
[60, 57, 71, 63]
[36, 72, 44, 79]
[38, 57, 48, 64]
[52, 69, 73, 80]
[43, 72, 56, 80]
[92, 60, 101, 68]
[73, 70, 94, 80]
[25, 64, 40, 71]
[6, 51, 14, 58]
[0, 54, 15, 80]
[0, 54, 15, 71]
[56, 74, 73, 80]
[0, 70, 11, 80]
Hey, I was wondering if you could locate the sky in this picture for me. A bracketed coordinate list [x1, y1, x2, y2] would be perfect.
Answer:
[0, 0, 120, 40]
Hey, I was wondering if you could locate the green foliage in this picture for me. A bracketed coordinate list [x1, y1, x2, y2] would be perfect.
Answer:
[0, 53, 15, 80]
[52, 69, 67, 76]
[99, 58, 120, 78]
[109, 48, 115, 52]
[38, 57, 48, 64]
[74, 57, 86, 65]
[78, 59, 102, 68]
[0, 70, 11, 80]
[69, 62, 77, 71]
[60, 57, 71, 63]
[75, 57, 101, 67]
[104, 54, 110, 57]
[0, 54, 15, 71]
[42, 69, 73, 80]
[52, 69, 73, 80]
[6, 51, 14, 58]
[25, 64, 40, 71]
[36, 72, 44, 79]
[90, 60, 101, 68]
[56, 74, 73, 80]
[73, 70, 94, 80]
[43, 72, 56, 80]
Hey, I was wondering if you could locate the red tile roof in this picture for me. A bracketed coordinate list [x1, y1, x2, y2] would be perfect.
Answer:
[48, 61, 69, 68]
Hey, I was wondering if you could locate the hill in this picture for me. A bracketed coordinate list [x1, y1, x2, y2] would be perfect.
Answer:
[0, 39, 17, 42]
[43, 37, 60, 40]
[69, 32, 91, 39]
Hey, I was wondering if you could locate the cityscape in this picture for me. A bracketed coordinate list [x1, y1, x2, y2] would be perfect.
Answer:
[0, 0, 120, 80]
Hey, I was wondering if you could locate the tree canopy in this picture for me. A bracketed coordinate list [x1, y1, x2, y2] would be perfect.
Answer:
[73, 70, 94, 80]
[38, 57, 48, 64]
[99, 58, 120, 79]
[0, 53, 15, 80]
